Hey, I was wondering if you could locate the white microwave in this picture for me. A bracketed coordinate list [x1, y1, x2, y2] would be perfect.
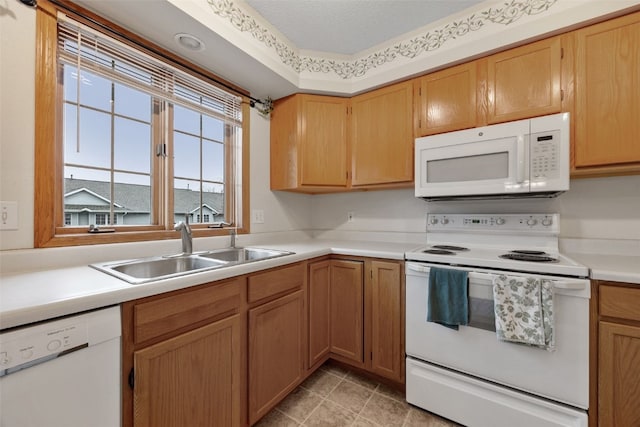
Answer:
[415, 113, 570, 200]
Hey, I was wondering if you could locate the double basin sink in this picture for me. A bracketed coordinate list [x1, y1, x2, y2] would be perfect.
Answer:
[90, 247, 294, 284]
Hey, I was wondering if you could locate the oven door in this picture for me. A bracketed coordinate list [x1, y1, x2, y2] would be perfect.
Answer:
[415, 119, 530, 198]
[405, 262, 590, 409]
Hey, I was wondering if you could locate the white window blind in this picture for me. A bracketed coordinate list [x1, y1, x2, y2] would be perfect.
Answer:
[56, 15, 243, 126]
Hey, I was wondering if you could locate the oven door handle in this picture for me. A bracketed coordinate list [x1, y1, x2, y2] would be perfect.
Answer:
[407, 265, 587, 291]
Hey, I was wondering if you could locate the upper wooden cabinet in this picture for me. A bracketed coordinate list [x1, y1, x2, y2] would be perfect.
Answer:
[572, 12, 640, 175]
[414, 62, 478, 136]
[270, 94, 349, 193]
[484, 37, 562, 124]
[414, 36, 563, 137]
[271, 83, 414, 194]
[351, 81, 414, 186]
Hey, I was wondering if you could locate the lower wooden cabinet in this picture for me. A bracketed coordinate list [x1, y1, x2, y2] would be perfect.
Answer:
[330, 259, 365, 363]
[249, 290, 305, 424]
[596, 282, 640, 427]
[133, 315, 242, 427]
[309, 257, 405, 384]
[121, 277, 245, 427]
[121, 257, 405, 427]
[308, 260, 331, 367]
[247, 264, 306, 425]
[367, 260, 404, 383]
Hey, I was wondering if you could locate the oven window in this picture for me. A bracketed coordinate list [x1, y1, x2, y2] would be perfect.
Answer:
[427, 152, 509, 183]
[468, 284, 496, 331]
[469, 297, 496, 331]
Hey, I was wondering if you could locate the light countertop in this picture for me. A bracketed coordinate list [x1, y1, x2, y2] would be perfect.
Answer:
[567, 252, 640, 285]
[3, 236, 639, 331]
[0, 239, 420, 330]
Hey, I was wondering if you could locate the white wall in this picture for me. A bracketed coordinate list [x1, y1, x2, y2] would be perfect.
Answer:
[248, 110, 312, 234]
[310, 175, 640, 241]
[0, 2, 36, 250]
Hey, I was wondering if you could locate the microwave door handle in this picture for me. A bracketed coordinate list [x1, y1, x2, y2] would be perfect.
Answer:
[516, 135, 525, 183]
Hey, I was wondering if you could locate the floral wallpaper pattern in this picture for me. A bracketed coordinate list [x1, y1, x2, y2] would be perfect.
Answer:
[207, 0, 558, 79]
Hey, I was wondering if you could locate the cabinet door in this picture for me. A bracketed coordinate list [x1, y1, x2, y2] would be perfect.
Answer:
[330, 260, 364, 362]
[574, 12, 640, 168]
[486, 37, 562, 124]
[367, 260, 404, 383]
[598, 321, 640, 427]
[351, 81, 414, 186]
[415, 62, 477, 136]
[133, 315, 241, 427]
[249, 290, 305, 424]
[301, 95, 349, 187]
[308, 260, 331, 367]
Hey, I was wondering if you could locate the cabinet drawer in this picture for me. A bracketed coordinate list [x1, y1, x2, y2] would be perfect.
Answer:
[134, 278, 243, 344]
[248, 263, 304, 303]
[600, 285, 640, 322]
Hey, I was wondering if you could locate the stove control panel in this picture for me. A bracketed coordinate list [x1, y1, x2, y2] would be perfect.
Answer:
[427, 213, 559, 234]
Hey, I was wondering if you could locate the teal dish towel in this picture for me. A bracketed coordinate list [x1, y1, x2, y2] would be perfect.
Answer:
[427, 267, 469, 330]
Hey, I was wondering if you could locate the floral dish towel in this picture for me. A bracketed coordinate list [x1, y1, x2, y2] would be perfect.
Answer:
[492, 274, 555, 351]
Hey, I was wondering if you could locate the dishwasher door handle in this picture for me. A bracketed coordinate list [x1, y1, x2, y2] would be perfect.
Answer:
[0, 343, 88, 378]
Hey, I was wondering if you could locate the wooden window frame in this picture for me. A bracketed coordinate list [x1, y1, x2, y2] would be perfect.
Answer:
[34, 0, 250, 248]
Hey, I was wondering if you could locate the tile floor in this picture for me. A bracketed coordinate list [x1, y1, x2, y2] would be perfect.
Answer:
[255, 362, 462, 427]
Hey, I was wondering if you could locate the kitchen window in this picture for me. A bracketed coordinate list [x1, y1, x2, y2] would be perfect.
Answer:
[34, 1, 250, 247]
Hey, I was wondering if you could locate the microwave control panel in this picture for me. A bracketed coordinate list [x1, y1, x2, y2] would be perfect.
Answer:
[530, 130, 560, 180]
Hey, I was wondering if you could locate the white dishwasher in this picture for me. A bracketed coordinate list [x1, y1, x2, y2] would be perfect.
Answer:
[0, 306, 121, 427]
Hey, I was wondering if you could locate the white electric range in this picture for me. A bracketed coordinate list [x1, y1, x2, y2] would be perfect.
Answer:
[405, 213, 590, 427]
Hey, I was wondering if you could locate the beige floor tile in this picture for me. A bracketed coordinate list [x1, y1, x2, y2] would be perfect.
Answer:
[277, 387, 323, 423]
[404, 407, 461, 427]
[303, 400, 358, 427]
[360, 393, 411, 427]
[300, 369, 342, 397]
[326, 379, 373, 413]
[375, 382, 405, 402]
[321, 362, 350, 378]
[352, 415, 381, 427]
[344, 371, 379, 390]
[254, 408, 300, 427]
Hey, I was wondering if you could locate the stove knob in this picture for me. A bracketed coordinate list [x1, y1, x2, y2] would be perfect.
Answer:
[429, 217, 438, 225]
[496, 218, 505, 225]
[441, 218, 449, 225]
[542, 218, 553, 227]
[527, 218, 538, 226]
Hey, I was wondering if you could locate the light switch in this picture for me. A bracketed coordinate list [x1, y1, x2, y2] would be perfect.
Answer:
[252, 209, 264, 224]
[0, 201, 18, 230]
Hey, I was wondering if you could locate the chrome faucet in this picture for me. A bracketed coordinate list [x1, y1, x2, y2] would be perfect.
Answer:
[229, 229, 236, 248]
[174, 214, 192, 255]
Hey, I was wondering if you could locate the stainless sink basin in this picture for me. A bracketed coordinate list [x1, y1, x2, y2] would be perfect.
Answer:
[90, 247, 294, 284]
[91, 255, 227, 284]
[199, 247, 293, 263]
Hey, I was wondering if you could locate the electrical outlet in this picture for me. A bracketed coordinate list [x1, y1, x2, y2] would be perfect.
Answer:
[0, 201, 18, 230]
[347, 211, 355, 222]
[252, 209, 264, 224]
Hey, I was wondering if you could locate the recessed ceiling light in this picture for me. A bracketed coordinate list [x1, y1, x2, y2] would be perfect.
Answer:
[174, 33, 205, 52]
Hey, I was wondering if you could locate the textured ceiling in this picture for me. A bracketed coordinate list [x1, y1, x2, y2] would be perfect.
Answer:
[245, 0, 485, 55]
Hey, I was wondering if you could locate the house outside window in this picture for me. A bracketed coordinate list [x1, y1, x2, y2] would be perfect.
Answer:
[34, 2, 250, 247]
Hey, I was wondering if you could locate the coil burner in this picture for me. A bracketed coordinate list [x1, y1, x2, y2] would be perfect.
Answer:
[499, 251, 559, 263]
[431, 245, 469, 251]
